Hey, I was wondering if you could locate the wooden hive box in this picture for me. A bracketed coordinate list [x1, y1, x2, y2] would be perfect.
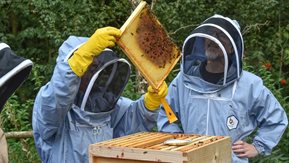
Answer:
[89, 132, 232, 163]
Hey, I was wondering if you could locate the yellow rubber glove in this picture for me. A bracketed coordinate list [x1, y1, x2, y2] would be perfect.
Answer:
[68, 27, 121, 77]
[144, 81, 168, 111]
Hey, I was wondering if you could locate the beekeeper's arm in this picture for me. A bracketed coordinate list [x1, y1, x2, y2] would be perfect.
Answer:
[250, 86, 288, 156]
[233, 80, 288, 158]
[68, 27, 121, 77]
[111, 82, 170, 137]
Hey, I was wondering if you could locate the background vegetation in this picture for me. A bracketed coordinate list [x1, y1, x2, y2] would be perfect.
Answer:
[0, 0, 288, 162]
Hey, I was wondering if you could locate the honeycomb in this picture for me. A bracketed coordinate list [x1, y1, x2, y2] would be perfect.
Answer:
[135, 6, 180, 68]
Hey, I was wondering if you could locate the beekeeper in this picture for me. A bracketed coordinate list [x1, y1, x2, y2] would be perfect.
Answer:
[0, 42, 33, 163]
[32, 27, 168, 163]
[157, 15, 288, 162]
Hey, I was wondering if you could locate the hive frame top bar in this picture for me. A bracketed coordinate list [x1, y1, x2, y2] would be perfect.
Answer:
[120, 1, 147, 35]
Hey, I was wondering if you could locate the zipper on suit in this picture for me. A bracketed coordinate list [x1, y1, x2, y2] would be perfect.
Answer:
[206, 99, 210, 135]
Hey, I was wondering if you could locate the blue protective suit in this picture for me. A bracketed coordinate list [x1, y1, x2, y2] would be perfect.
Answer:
[157, 15, 288, 162]
[32, 36, 158, 163]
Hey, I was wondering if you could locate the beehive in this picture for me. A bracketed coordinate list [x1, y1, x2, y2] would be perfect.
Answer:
[89, 132, 232, 163]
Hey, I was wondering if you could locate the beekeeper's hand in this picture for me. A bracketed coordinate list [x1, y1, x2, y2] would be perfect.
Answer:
[144, 81, 168, 111]
[68, 27, 121, 77]
[232, 140, 258, 158]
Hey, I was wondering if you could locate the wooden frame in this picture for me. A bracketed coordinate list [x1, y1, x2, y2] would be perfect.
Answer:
[117, 1, 181, 89]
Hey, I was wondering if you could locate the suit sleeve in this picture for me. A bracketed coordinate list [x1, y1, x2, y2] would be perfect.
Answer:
[32, 36, 87, 140]
[251, 84, 288, 155]
[111, 96, 160, 138]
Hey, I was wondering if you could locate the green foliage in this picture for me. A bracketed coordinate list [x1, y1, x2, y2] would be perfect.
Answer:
[6, 138, 39, 163]
[1, 0, 289, 162]
[1, 95, 39, 162]
[122, 78, 142, 100]
[251, 149, 289, 163]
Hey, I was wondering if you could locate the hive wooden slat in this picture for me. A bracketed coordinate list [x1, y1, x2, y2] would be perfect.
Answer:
[98, 132, 151, 146]
[89, 132, 232, 163]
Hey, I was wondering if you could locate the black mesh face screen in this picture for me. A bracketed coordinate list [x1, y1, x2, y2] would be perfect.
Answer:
[0, 45, 32, 112]
[189, 26, 234, 59]
[92, 64, 112, 92]
[79, 57, 100, 92]
[76, 50, 131, 113]
[182, 15, 243, 85]
[203, 17, 243, 58]
[107, 62, 130, 95]
[85, 61, 130, 113]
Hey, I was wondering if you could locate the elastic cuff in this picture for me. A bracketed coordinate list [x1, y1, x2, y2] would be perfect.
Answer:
[68, 50, 92, 77]
[144, 102, 160, 111]
[144, 94, 161, 111]
[252, 141, 266, 155]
